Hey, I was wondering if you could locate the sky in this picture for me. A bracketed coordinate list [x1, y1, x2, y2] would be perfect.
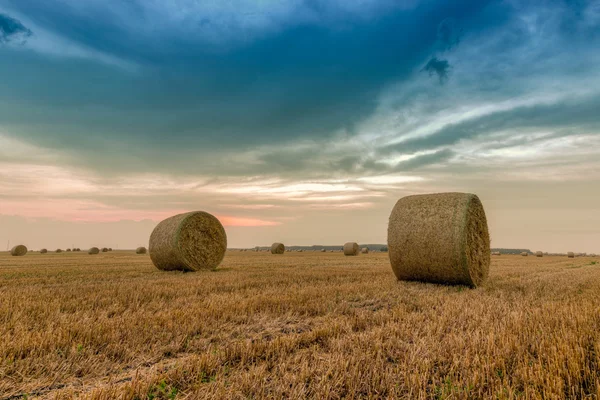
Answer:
[0, 0, 599, 252]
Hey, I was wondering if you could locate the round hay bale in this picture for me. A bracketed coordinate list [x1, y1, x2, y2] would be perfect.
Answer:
[361, 247, 369, 254]
[56, 249, 63, 253]
[388, 192, 490, 287]
[101, 247, 108, 253]
[271, 243, 285, 254]
[66, 248, 72, 252]
[10, 245, 28, 256]
[321, 249, 326, 252]
[536, 251, 543, 257]
[567, 252, 575, 258]
[149, 211, 227, 271]
[343, 242, 359, 256]
[521, 252, 528, 256]
[136, 247, 147, 254]
[40, 248, 48, 254]
[88, 247, 100, 255]
[108, 248, 113, 251]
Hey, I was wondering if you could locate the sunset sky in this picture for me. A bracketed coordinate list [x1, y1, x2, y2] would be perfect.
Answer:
[1, 0, 599, 252]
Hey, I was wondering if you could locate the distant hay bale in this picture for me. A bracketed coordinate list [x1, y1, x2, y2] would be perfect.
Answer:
[492, 251, 501, 256]
[136, 247, 147, 254]
[88, 247, 100, 255]
[271, 243, 285, 254]
[521, 252, 528, 256]
[40, 248, 48, 254]
[149, 211, 227, 272]
[56, 249, 63, 253]
[361, 247, 369, 254]
[388, 192, 490, 288]
[66, 248, 72, 252]
[108, 248, 113, 251]
[10, 245, 28, 256]
[536, 251, 543, 257]
[321, 249, 326, 252]
[568, 252, 575, 258]
[101, 248, 108, 253]
[298, 249, 303, 252]
[343, 242, 359, 256]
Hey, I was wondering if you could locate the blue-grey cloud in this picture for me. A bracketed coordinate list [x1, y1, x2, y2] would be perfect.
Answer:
[421, 57, 450, 83]
[0, 13, 31, 44]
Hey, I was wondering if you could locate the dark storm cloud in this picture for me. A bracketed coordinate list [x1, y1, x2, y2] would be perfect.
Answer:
[0, 13, 32, 44]
[0, 0, 501, 159]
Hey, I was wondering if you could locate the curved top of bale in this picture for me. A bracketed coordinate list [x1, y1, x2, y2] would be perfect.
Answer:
[521, 252, 528, 256]
[536, 251, 543, 257]
[344, 242, 359, 256]
[149, 211, 227, 271]
[88, 247, 100, 255]
[387, 192, 490, 288]
[567, 252, 575, 257]
[101, 248, 108, 252]
[271, 243, 285, 254]
[40, 248, 48, 253]
[361, 247, 369, 254]
[55, 249, 63, 253]
[11, 245, 28, 256]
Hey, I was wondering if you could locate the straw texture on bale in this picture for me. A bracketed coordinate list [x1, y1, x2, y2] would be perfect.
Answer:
[10, 245, 27, 256]
[361, 247, 369, 254]
[536, 251, 543, 257]
[271, 243, 285, 254]
[387, 192, 490, 288]
[136, 247, 147, 254]
[568, 252, 575, 258]
[88, 247, 100, 255]
[343, 242, 359, 256]
[40, 249, 48, 254]
[149, 211, 227, 271]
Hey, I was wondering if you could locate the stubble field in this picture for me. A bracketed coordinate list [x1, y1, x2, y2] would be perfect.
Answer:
[0, 251, 599, 399]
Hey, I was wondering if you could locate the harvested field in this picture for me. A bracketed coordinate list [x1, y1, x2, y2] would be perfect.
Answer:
[0, 251, 599, 399]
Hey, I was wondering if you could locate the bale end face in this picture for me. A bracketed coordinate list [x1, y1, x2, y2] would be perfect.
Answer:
[536, 251, 543, 257]
[271, 243, 285, 254]
[149, 211, 227, 271]
[11, 245, 28, 256]
[387, 192, 490, 288]
[567, 252, 575, 258]
[343, 242, 359, 256]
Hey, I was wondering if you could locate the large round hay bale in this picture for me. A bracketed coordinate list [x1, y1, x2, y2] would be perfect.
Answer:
[88, 247, 100, 255]
[271, 243, 285, 254]
[149, 211, 227, 271]
[343, 242, 359, 256]
[56, 249, 63, 253]
[10, 245, 27, 256]
[361, 247, 369, 254]
[388, 192, 490, 288]
[40, 248, 48, 254]
[136, 247, 147, 254]
[568, 252, 575, 258]
[101, 247, 108, 253]
[536, 251, 543, 257]
[521, 252, 528, 256]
